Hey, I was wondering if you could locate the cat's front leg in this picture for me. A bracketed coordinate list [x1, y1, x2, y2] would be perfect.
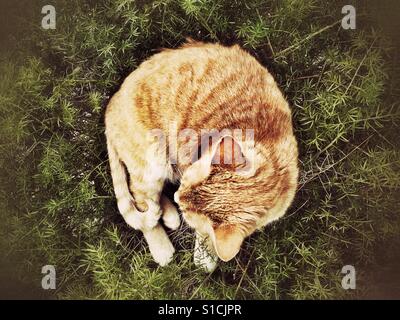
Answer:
[133, 196, 177, 267]
[126, 169, 175, 266]
[142, 222, 175, 267]
[160, 195, 180, 230]
[194, 232, 218, 273]
[120, 197, 174, 266]
[142, 194, 181, 266]
[118, 134, 178, 266]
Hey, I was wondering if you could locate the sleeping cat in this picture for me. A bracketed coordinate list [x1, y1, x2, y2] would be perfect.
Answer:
[105, 40, 299, 272]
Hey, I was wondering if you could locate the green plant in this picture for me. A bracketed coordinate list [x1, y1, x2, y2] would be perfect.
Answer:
[0, 0, 399, 299]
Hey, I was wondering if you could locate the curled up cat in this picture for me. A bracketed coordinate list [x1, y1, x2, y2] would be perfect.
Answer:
[105, 40, 299, 272]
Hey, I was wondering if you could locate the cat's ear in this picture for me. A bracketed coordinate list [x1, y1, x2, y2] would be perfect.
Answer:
[209, 134, 257, 176]
[210, 136, 246, 169]
[180, 134, 233, 186]
[182, 134, 254, 186]
[211, 224, 244, 262]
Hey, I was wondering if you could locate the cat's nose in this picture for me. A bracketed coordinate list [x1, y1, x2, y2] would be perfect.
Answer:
[174, 192, 179, 203]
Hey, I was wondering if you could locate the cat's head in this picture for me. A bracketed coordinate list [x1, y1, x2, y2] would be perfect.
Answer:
[174, 134, 298, 262]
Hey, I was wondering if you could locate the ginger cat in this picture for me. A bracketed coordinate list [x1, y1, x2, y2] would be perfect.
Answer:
[105, 40, 299, 271]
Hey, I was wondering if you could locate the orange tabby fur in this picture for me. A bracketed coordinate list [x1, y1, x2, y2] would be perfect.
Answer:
[105, 41, 299, 270]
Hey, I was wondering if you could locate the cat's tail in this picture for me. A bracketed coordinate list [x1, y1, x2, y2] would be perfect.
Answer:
[106, 138, 139, 228]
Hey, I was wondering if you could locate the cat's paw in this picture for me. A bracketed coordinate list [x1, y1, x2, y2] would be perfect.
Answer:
[194, 244, 218, 273]
[143, 224, 175, 266]
[151, 238, 175, 267]
[194, 233, 218, 272]
[161, 196, 180, 230]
